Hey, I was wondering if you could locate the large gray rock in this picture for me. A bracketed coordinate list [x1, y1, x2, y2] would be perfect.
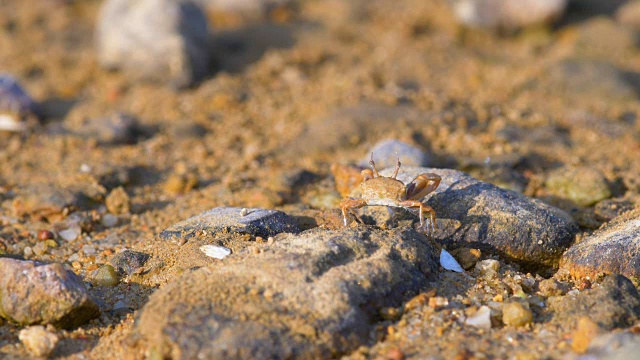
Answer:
[378, 166, 578, 268]
[561, 214, 640, 278]
[136, 228, 439, 358]
[160, 207, 300, 241]
[96, 0, 212, 88]
[0, 258, 99, 329]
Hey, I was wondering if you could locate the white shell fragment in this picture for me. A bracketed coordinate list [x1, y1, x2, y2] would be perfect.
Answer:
[199, 245, 231, 259]
[440, 249, 465, 273]
[465, 305, 492, 329]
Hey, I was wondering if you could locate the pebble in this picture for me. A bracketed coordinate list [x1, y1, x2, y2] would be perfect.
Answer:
[160, 207, 300, 241]
[538, 278, 568, 297]
[561, 215, 640, 278]
[362, 140, 430, 169]
[32, 241, 49, 256]
[380, 166, 578, 268]
[465, 306, 492, 329]
[15, 184, 88, 216]
[91, 265, 120, 287]
[105, 186, 131, 214]
[110, 249, 150, 276]
[18, 326, 59, 358]
[136, 228, 439, 358]
[571, 317, 601, 354]
[452, 0, 567, 30]
[59, 226, 81, 241]
[74, 113, 141, 145]
[96, 0, 212, 88]
[0, 74, 39, 132]
[545, 167, 611, 207]
[502, 301, 533, 327]
[37, 230, 55, 241]
[440, 249, 464, 273]
[575, 329, 640, 359]
[449, 248, 481, 270]
[0, 258, 99, 328]
[101, 213, 119, 227]
[475, 259, 500, 278]
[551, 274, 640, 330]
[82, 244, 97, 256]
[199, 244, 232, 259]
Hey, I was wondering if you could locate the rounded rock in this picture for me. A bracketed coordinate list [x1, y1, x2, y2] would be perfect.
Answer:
[502, 301, 533, 327]
[362, 140, 430, 169]
[545, 167, 611, 207]
[18, 326, 59, 358]
[91, 265, 120, 287]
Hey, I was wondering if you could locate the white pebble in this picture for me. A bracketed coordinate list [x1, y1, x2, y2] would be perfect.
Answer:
[200, 245, 231, 259]
[465, 305, 492, 329]
[440, 249, 465, 272]
[101, 214, 119, 227]
[82, 244, 96, 256]
[59, 226, 81, 241]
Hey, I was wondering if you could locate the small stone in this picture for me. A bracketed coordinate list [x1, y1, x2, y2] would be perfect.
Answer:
[97, 0, 212, 88]
[475, 259, 500, 278]
[0, 258, 99, 328]
[502, 301, 533, 327]
[37, 230, 55, 241]
[362, 140, 430, 169]
[163, 173, 198, 195]
[538, 278, 567, 297]
[428, 297, 449, 309]
[32, 241, 49, 256]
[101, 214, 119, 227]
[452, 0, 567, 30]
[82, 245, 96, 256]
[160, 207, 300, 241]
[545, 167, 611, 207]
[0, 74, 39, 132]
[23, 246, 33, 257]
[91, 265, 120, 287]
[449, 248, 481, 270]
[18, 326, 59, 358]
[74, 113, 141, 145]
[110, 249, 150, 276]
[465, 306, 492, 329]
[199, 244, 231, 259]
[59, 226, 81, 241]
[105, 186, 130, 215]
[572, 316, 601, 354]
[15, 184, 89, 216]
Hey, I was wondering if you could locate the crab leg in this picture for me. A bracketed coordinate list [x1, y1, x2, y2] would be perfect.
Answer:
[369, 153, 380, 178]
[399, 200, 437, 237]
[340, 198, 367, 226]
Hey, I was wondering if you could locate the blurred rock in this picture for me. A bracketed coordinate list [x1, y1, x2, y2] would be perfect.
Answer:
[111, 249, 150, 276]
[0, 258, 99, 328]
[18, 326, 59, 358]
[91, 265, 120, 287]
[74, 113, 141, 145]
[195, 0, 288, 15]
[502, 301, 533, 327]
[379, 166, 578, 268]
[160, 207, 300, 241]
[0, 74, 39, 132]
[616, 1, 640, 30]
[105, 186, 130, 215]
[551, 274, 640, 330]
[14, 183, 90, 216]
[362, 140, 430, 169]
[545, 167, 611, 207]
[97, 0, 212, 88]
[452, 0, 567, 30]
[561, 214, 640, 278]
[572, 330, 640, 360]
[135, 228, 439, 359]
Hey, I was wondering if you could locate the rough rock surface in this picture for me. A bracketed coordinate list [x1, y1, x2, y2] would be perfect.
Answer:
[378, 166, 578, 268]
[560, 213, 640, 278]
[136, 228, 439, 359]
[96, 0, 212, 88]
[0, 258, 99, 328]
[551, 275, 640, 330]
[160, 207, 300, 241]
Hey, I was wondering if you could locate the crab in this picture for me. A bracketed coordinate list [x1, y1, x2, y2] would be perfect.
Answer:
[339, 154, 442, 237]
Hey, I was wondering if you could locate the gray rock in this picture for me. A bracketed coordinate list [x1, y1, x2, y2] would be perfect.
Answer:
[74, 113, 141, 145]
[0, 258, 99, 328]
[96, 0, 212, 88]
[15, 184, 90, 215]
[377, 166, 578, 268]
[551, 275, 640, 330]
[452, 0, 567, 30]
[575, 331, 640, 360]
[0, 74, 39, 132]
[362, 140, 430, 169]
[110, 249, 150, 276]
[545, 167, 612, 207]
[560, 214, 640, 278]
[135, 228, 439, 358]
[160, 207, 300, 241]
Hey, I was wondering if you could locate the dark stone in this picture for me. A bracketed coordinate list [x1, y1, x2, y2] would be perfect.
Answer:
[160, 207, 300, 241]
[110, 250, 150, 276]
